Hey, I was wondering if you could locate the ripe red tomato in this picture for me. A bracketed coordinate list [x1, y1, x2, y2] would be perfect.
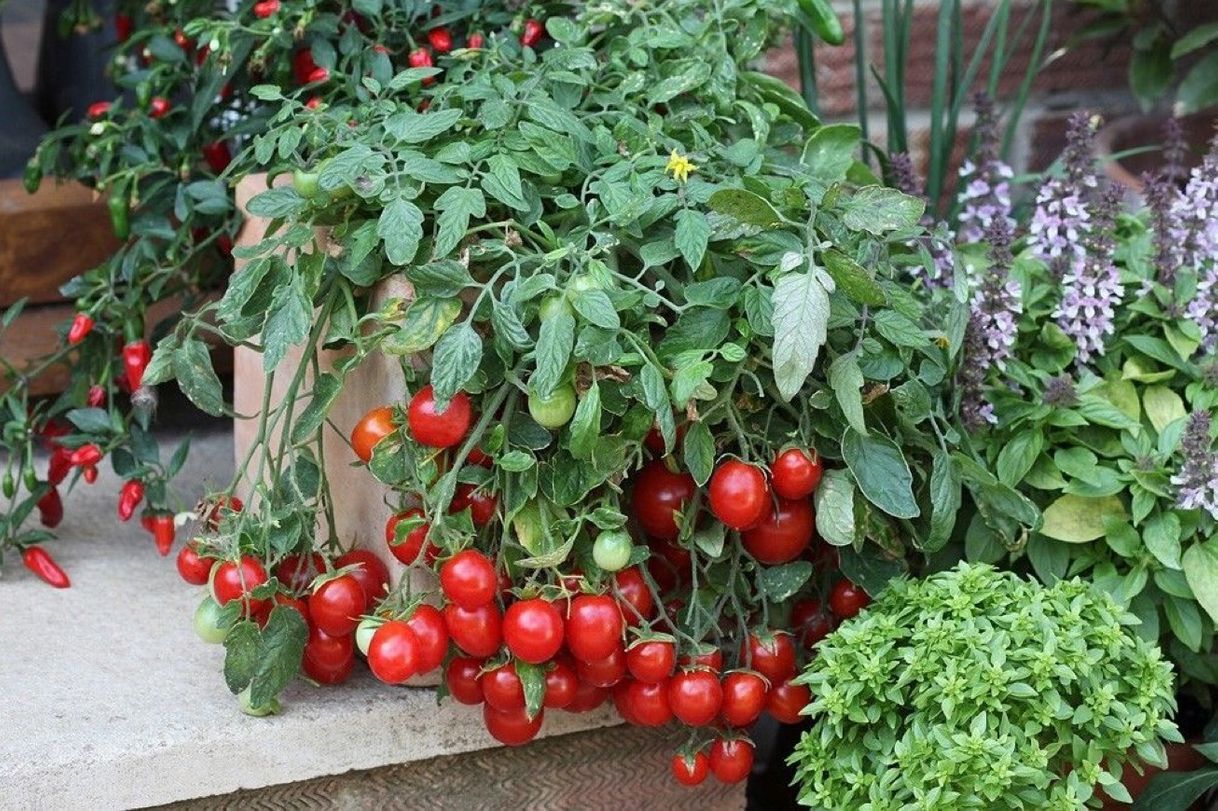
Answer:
[482, 662, 526, 711]
[668, 669, 723, 726]
[613, 566, 654, 624]
[444, 602, 502, 657]
[743, 631, 797, 684]
[445, 656, 485, 705]
[451, 483, 497, 526]
[212, 556, 269, 614]
[176, 541, 212, 585]
[767, 679, 812, 724]
[405, 604, 448, 674]
[408, 386, 472, 448]
[275, 552, 325, 593]
[440, 549, 498, 609]
[544, 659, 578, 709]
[742, 498, 815, 565]
[148, 96, 172, 118]
[252, 0, 279, 18]
[351, 406, 397, 463]
[829, 579, 871, 618]
[565, 680, 609, 712]
[566, 594, 624, 663]
[483, 704, 542, 746]
[709, 738, 754, 784]
[612, 681, 638, 724]
[631, 460, 695, 541]
[721, 672, 767, 727]
[272, 593, 310, 625]
[771, 448, 824, 499]
[302, 625, 354, 685]
[678, 646, 724, 674]
[386, 508, 431, 565]
[503, 598, 564, 664]
[708, 460, 772, 530]
[791, 598, 836, 650]
[335, 549, 389, 609]
[671, 751, 710, 787]
[624, 679, 673, 727]
[627, 640, 675, 683]
[466, 32, 485, 50]
[575, 644, 627, 688]
[368, 620, 421, 684]
[308, 574, 366, 636]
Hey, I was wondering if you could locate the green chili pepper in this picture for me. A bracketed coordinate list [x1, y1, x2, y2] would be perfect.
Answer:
[2, 472, 14, 499]
[23, 160, 42, 195]
[23, 468, 38, 492]
[798, 0, 845, 46]
[108, 180, 131, 240]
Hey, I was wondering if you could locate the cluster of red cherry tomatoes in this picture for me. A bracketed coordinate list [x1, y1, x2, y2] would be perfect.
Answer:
[174, 379, 872, 789]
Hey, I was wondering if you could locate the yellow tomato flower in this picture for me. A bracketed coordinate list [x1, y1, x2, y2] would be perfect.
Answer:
[665, 149, 697, 183]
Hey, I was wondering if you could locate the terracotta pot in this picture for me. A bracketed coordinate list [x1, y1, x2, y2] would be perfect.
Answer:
[1095, 111, 1214, 197]
[1098, 742, 1210, 809]
[230, 173, 440, 685]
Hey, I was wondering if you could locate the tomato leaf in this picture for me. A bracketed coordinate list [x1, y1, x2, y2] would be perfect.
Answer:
[173, 338, 226, 416]
[249, 606, 309, 709]
[707, 188, 782, 227]
[223, 620, 262, 694]
[758, 561, 813, 601]
[683, 421, 715, 487]
[839, 186, 924, 235]
[532, 312, 575, 398]
[814, 469, 855, 547]
[841, 428, 919, 519]
[674, 208, 710, 270]
[430, 323, 483, 409]
[516, 661, 547, 720]
[568, 381, 601, 460]
[378, 197, 424, 266]
[771, 269, 832, 400]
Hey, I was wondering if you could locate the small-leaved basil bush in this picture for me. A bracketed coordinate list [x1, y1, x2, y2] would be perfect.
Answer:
[789, 563, 1181, 810]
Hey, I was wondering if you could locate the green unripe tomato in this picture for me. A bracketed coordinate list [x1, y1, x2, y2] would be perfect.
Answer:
[592, 531, 633, 572]
[528, 385, 577, 429]
[355, 616, 381, 657]
[292, 169, 320, 199]
[538, 294, 573, 321]
[194, 595, 234, 644]
[566, 274, 604, 296]
[237, 685, 281, 717]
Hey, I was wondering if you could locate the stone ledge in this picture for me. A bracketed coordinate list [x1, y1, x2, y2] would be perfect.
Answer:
[0, 430, 617, 810]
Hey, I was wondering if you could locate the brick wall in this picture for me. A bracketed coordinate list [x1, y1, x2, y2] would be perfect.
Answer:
[764, 0, 1143, 188]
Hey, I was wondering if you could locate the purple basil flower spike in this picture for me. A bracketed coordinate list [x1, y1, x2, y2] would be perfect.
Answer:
[1028, 112, 1100, 280]
[1054, 183, 1124, 365]
[959, 215, 1021, 431]
[956, 94, 1015, 245]
[1171, 410, 1218, 520]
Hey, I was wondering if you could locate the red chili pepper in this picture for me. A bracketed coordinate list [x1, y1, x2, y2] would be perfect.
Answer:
[86, 100, 111, 120]
[195, 45, 210, 65]
[142, 513, 176, 556]
[428, 26, 453, 54]
[521, 18, 545, 47]
[69, 443, 103, 467]
[83, 465, 98, 484]
[123, 339, 152, 391]
[253, 0, 280, 19]
[204, 495, 244, 529]
[148, 97, 172, 118]
[467, 32, 485, 50]
[173, 29, 193, 52]
[293, 49, 318, 85]
[305, 96, 322, 110]
[48, 447, 72, 485]
[307, 66, 330, 83]
[67, 313, 95, 345]
[118, 480, 145, 522]
[86, 385, 107, 408]
[37, 487, 64, 528]
[201, 141, 231, 174]
[114, 12, 133, 43]
[22, 546, 70, 588]
[408, 47, 436, 86]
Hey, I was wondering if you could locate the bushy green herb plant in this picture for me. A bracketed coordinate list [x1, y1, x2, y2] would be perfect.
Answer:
[790, 562, 1181, 810]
